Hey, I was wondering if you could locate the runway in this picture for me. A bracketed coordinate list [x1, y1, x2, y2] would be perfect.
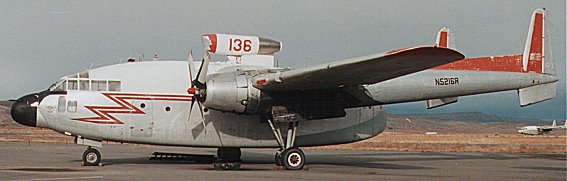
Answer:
[0, 142, 565, 180]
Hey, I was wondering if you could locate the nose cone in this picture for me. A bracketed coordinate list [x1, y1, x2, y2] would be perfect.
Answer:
[11, 93, 39, 127]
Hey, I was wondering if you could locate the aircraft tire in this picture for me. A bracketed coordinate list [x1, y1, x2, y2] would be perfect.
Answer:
[281, 147, 305, 170]
[82, 148, 101, 166]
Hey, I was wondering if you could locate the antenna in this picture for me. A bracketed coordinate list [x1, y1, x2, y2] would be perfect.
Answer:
[89, 62, 94, 70]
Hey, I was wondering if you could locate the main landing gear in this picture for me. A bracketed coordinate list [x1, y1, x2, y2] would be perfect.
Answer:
[82, 146, 101, 166]
[268, 120, 305, 170]
[214, 147, 242, 170]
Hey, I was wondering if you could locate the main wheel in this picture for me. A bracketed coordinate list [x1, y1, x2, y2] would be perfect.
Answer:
[82, 148, 101, 166]
[281, 147, 305, 170]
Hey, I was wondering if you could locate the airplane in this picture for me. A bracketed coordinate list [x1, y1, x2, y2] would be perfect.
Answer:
[10, 8, 557, 170]
[518, 120, 567, 135]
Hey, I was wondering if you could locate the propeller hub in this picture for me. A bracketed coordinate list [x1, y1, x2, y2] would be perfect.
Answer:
[187, 87, 196, 95]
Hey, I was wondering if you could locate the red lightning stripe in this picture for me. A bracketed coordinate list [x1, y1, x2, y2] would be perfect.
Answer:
[73, 93, 192, 124]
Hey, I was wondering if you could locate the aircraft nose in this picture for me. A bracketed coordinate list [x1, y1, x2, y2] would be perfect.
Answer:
[10, 93, 39, 127]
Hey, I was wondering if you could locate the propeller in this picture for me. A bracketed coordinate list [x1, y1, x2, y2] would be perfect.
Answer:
[186, 50, 211, 130]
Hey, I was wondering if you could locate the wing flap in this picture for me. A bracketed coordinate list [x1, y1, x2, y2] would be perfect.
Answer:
[254, 46, 464, 91]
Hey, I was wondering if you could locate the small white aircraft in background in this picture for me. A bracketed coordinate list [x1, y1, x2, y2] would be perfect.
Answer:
[10, 9, 557, 170]
[518, 120, 567, 135]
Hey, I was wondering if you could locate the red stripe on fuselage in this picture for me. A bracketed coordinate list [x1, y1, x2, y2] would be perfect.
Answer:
[432, 54, 524, 72]
[73, 93, 192, 124]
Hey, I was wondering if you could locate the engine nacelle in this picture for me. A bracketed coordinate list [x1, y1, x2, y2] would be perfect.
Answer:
[202, 34, 282, 56]
[202, 72, 262, 114]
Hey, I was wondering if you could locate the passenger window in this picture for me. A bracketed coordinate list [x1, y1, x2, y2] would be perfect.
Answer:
[109, 81, 121, 91]
[57, 96, 66, 112]
[79, 80, 89, 91]
[91, 80, 107, 91]
[68, 80, 78, 90]
[67, 100, 77, 112]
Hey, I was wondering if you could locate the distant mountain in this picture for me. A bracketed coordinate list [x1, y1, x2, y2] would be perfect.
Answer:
[0, 101, 15, 127]
[0, 101, 13, 107]
[394, 112, 546, 124]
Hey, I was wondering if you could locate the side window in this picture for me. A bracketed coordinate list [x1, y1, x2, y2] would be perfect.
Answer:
[67, 100, 77, 113]
[68, 80, 78, 90]
[109, 81, 121, 91]
[79, 80, 89, 91]
[57, 96, 66, 112]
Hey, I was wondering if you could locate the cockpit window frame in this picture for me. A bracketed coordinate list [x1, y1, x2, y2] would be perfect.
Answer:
[49, 78, 122, 92]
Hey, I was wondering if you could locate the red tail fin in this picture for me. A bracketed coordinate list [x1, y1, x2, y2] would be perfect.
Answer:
[523, 8, 545, 73]
[435, 27, 450, 48]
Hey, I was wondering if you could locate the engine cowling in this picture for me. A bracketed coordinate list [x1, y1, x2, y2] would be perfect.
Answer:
[202, 71, 262, 114]
[202, 34, 282, 56]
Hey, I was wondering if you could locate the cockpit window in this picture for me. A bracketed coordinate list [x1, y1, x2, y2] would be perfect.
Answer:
[79, 80, 89, 90]
[49, 79, 66, 91]
[79, 72, 89, 78]
[91, 80, 107, 91]
[48, 78, 121, 92]
[109, 81, 121, 91]
[68, 80, 78, 90]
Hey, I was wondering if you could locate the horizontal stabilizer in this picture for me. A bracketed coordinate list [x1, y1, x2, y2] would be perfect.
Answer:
[518, 82, 556, 106]
[426, 97, 458, 109]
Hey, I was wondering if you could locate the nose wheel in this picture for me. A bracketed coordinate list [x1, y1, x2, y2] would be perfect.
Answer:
[82, 147, 101, 166]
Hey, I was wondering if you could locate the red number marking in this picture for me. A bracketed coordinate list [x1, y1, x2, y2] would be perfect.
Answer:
[229, 38, 233, 51]
[243, 40, 252, 52]
[233, 39, 242, 51]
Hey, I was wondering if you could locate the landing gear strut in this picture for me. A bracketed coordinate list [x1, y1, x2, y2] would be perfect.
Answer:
[213, 147, 241, 170]
[268, 120, 305, 170]
[82, 146, 101, 166]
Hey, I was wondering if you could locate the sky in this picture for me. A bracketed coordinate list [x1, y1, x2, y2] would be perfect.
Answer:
[0, 0, 565, 120]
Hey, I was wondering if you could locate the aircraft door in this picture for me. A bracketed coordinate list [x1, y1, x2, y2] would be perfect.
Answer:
[358, 107, 374, 135]
[129, 100, 153, 137]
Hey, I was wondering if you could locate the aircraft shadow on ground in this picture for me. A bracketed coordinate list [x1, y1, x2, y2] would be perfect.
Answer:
[85, 151, 530, 170]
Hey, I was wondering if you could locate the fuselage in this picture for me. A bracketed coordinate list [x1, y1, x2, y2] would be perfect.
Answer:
[14, 59, 557, 148]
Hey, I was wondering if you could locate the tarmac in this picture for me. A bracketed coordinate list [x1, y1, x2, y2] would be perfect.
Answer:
[0, 142, 565, 181]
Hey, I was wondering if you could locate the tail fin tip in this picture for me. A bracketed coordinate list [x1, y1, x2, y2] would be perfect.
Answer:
[522, 8, 545, 73]
[436, 27, 450, 48]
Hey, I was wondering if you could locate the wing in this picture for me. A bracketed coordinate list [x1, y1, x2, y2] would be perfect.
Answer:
[253, 46, 464, 91]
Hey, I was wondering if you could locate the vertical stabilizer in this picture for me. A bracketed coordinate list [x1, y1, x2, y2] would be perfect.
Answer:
[435, 27, 451, 48]
[522, 8, 545, 73]
[552, 120, 556, 127]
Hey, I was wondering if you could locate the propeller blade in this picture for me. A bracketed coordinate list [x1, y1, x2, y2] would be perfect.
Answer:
[187, 50, 196, 82]
[196, 101, 206, 130]
[195, 51, 210, 88]
[196, 100, 204, 118]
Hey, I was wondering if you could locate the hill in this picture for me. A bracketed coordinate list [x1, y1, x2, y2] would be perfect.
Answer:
[394, 112, 547, 125]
